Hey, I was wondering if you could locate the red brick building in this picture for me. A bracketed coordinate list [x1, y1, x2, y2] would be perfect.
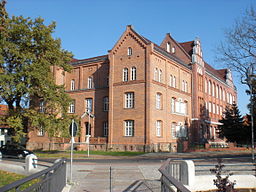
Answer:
[27, 25, 237, 152]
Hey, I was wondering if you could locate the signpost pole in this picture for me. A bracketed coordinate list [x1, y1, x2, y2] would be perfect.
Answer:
[70, 119, 74, 183]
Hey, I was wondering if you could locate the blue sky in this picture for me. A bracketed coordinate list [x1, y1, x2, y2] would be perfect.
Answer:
[6, 0, 255, 115]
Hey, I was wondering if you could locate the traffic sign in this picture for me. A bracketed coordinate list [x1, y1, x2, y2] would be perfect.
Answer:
[69, 120, 78, 137]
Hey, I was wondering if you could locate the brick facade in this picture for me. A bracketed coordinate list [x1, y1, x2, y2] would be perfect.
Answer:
[27, 25, 237, 152]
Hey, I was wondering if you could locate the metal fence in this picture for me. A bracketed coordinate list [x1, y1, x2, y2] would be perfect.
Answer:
[158, 159, 191, 192]
[0, 158, 67, 192]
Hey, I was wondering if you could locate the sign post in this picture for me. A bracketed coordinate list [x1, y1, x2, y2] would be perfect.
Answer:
[69, 119, 77, 183]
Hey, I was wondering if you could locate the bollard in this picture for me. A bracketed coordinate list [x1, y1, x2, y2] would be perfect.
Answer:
[25, 154, 38, 173]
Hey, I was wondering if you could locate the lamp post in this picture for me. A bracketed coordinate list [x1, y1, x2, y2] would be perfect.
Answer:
[249, 67, 255, 163]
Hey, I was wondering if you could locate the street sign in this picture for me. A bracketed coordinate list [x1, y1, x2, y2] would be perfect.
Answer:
[69, 120, 78, 137]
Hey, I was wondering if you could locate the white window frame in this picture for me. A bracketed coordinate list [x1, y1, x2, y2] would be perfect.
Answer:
[128, 47, 132, 56]
[156, 120, 162, 137]
[103, 97, 109, 111]
[171, 97, 176, 113]
[154, 68, 158, 81]
[171, 122, 177, 138]
[69, 101, 75, 113]
[208, 81, 211, 95]
[88, 76, 93, 89]
[71, 79, 75, 91]
[212, 84, 215, 97]
[124, 120, 134, 136]
[167, 42, 171, 52]
[85, 98, 93, 113]
[156, 93, 162, 110]
[131, 67, 136, 81]
[123, 68, 129, 82]
[39, 101, 45, 113]
[159, 69, 162, 82]
[170, 75, 173, 86]
[37, 125, 44, 136]
[125, 92, 134, 108]
[103, 121, 108, 137]
[173, 76, 176, 88]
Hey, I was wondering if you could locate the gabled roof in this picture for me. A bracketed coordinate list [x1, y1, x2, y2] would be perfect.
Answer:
[205, 62, 226, 82]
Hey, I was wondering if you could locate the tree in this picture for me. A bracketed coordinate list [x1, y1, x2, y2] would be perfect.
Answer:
[0, 1, 74, 142]
[217, 6, 256, 88]
[218, 103, 249, 144]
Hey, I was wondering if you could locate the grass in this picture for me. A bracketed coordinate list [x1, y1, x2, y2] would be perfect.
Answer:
[34, 150, 146, 158]
[0, 170, 39, 191]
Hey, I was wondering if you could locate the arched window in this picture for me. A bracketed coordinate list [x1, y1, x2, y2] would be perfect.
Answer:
[159, 69, 162, 82]
[170, 75, 173, 86]
[171, 97, 176, 113]
[173, 76, 176, 88]
[123, 68, 128, 81]
[220, 87, 223, 100]
[216, 85, 219, 99]
[208, 81, 211, 95]
[131, 67, 136, 80]
[167, 42, 171, 52]
[154, 68, 158, 81]
[212, 83, 215, 97]
[205, 79, 208, 93]
[88, 76, 93, 89]
[127, 47, 132, 56]
[185, 81, 188, 92]
[182, 80, 185, 91]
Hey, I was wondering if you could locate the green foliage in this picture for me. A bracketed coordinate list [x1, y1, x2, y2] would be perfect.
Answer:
[0, 3, 75, 141]
[218, 103, 249, 144]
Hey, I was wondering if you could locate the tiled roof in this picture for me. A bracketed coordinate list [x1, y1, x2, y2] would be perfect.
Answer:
[179, 41, 194, 56]
[205, 62, 226, 81]
[71, 55, 109, 66]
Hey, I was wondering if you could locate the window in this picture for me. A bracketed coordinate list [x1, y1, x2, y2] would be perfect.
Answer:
[208, 81, 211, 95]
[176, 122, 187, 138]
[216, 85, 219, 99]
[103, 97, 109, 111]
[173, 76, 176, 88]
[156, 120, 162, 137]
[167, 42, 171, 52]
[156, 93, 162, 110]
[159, 69, 162, 82]
[123, 68, 128, 82]
[174, 98, 187, 115]
[171, 122, 177, 138]
[37, 125, 44, 136]
[154, 68, 158, 81]
[223, 90, 226, 101]
[212, 84, 215, 97]
[85, 98, 93, 113]
[220, 87, 222, 100]
[213, 103, 215, 114]
[185, 81, 188, 92]
[205, 80, 208, 93]
[127, 47, 132, 56]
[39, 101, 45, 113]
[103, 121, 108, 137]
[69, 100, 75, 113]
[88, 76, 93, 89]
[131, 67, 136, 80]
[71, 79, 75, 91]
[169, 75, 173, 86]
[216, 105, 219, 115]
[182, 80, 185, 91]
[124, 120, 134, 136]
[125, 92, 134, 108]
[209, 102, 212, 113]
[171, 97, 176, 113]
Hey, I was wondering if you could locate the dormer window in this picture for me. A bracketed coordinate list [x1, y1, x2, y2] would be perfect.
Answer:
[127, 47, 132, 56]
[171, 47, 176, 54]
[167, 42, 171, 53]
